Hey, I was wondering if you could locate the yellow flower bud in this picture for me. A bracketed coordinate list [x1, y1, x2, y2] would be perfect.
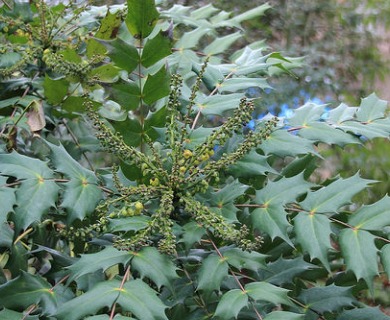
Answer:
[183, 149, 193, 159]
[134, 201, 144, 211]
[150, 177, 160, 186]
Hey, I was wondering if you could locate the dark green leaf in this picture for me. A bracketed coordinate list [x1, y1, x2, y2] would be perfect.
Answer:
[88, 64, 120, 83]
[245, 282, 292, 306]
[298, 284, 356, 313]
[223, 247, 267, 271]
[0, 272, 57, 314]
[132, 247, 178, 290]
[126, 0, 159, 39]
[214, 289, 248, 319]
[43, 75, 69, 105]
[300, 173, 372, 214]
[67, 247, 133, 282]
[339, 229, 379, 289]
[13, 178, 59, 230]
[86, 10, 123, 58]
[178, 222, 206, 250]
[107, 37, 140, 73]
[56, 279, 168, 320]
[228, 150, 276, 177]
[197, 253, 229, 292]
[348, 195, 390, 230]
[108, 80, 141, 111]
[260, 256, 317, 286]
[142, 31, 172, 68]
[142, 66, 170, 105]
[112, 117, 143, 147]
[337, 307, 390, 320]
[49, 143, 102, 222]
[294, 212, 333, 270]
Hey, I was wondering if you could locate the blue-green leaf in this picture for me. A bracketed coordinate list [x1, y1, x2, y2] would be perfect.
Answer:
[348, 196, 390, 230]
[339, 229, 379, 289]
[245, 282, 292, 306]
[294, 212, 333, 270]
[298, 285, 356, 313]
[214, 289, 248, 319]
[356, 93, 388, 122]
[197, 253, 229, 292]
[337, 307, 390, 320]
[264, 311, 304, 320]
[56, 279, 168, 320]
[131, 247, 178, 290]
[300, 173, 372, 214]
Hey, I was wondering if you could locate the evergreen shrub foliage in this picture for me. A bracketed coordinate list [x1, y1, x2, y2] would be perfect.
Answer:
[0, 1, 390, 319]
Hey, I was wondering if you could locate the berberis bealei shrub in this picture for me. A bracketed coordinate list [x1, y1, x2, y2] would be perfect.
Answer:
[0, 1, 389, 319]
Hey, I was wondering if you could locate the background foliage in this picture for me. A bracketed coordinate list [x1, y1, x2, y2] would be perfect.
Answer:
[0, 1, 390, 319]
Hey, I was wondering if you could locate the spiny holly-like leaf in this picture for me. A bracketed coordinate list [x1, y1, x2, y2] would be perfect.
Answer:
[56, 279, 168, 320]
[218, 77, 270, 93]
[300, 173, 372, 214]
[251, 204, 292, 245]
[294, 212, 333, 270]
[126, 0, 159, 39]
[197, 253, 229, 292]
[143, 66, 170, 105]
[131, 247, 178, 290]
[142, 31, 172, 68]
[260, 256, 318, 286]
[255, 173, 313, 205]
[298, 284, 356, 313]
[0, 176, 16, 223]
[339, 120, 390, 139]
[251, 174, 313, 244]
[298, 122, 360, 145]
[13, 178, 59, 230]
[327, 102, 357, 124]
[260, 130, 317, 157]
[337, 307, 390, 320]
[288, 103, 327, 126]
[381, 244, 390, 278]
[106, 37, 140, 73]
[204, 32, 242, 55]
[356, 93, 388, 122]
[245, 282, 292, 306]
[222, 247, 267, 272]
[86, 10, 123, 58]
[178, 222, 206, 250]
[214, 289, 248, 319]
[85, 316, 136, 320]
[67, 247, 133, 283]
[0, 151, 54, 179]
[194, 94, 243, 116]
[348, 195, 390, 230]
[263, 311, 305, 320]
[228, 150, 276, 177]
[339, 229, 379, 289]
[0, 272, 58, 314]
[88, 64, 120, 83]
[49, 143, 102, 222]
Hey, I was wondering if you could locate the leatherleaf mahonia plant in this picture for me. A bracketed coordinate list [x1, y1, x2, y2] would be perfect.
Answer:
[1, 1, 390, 320]
[86, 71, 277, 254]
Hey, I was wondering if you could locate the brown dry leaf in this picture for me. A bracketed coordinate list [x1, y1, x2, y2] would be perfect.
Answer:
[26, 100, 46, 132]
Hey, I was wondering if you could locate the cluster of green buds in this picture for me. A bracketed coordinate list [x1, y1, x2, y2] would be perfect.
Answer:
[86, 65, 277, 254]
[59, 216, 109, 242]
